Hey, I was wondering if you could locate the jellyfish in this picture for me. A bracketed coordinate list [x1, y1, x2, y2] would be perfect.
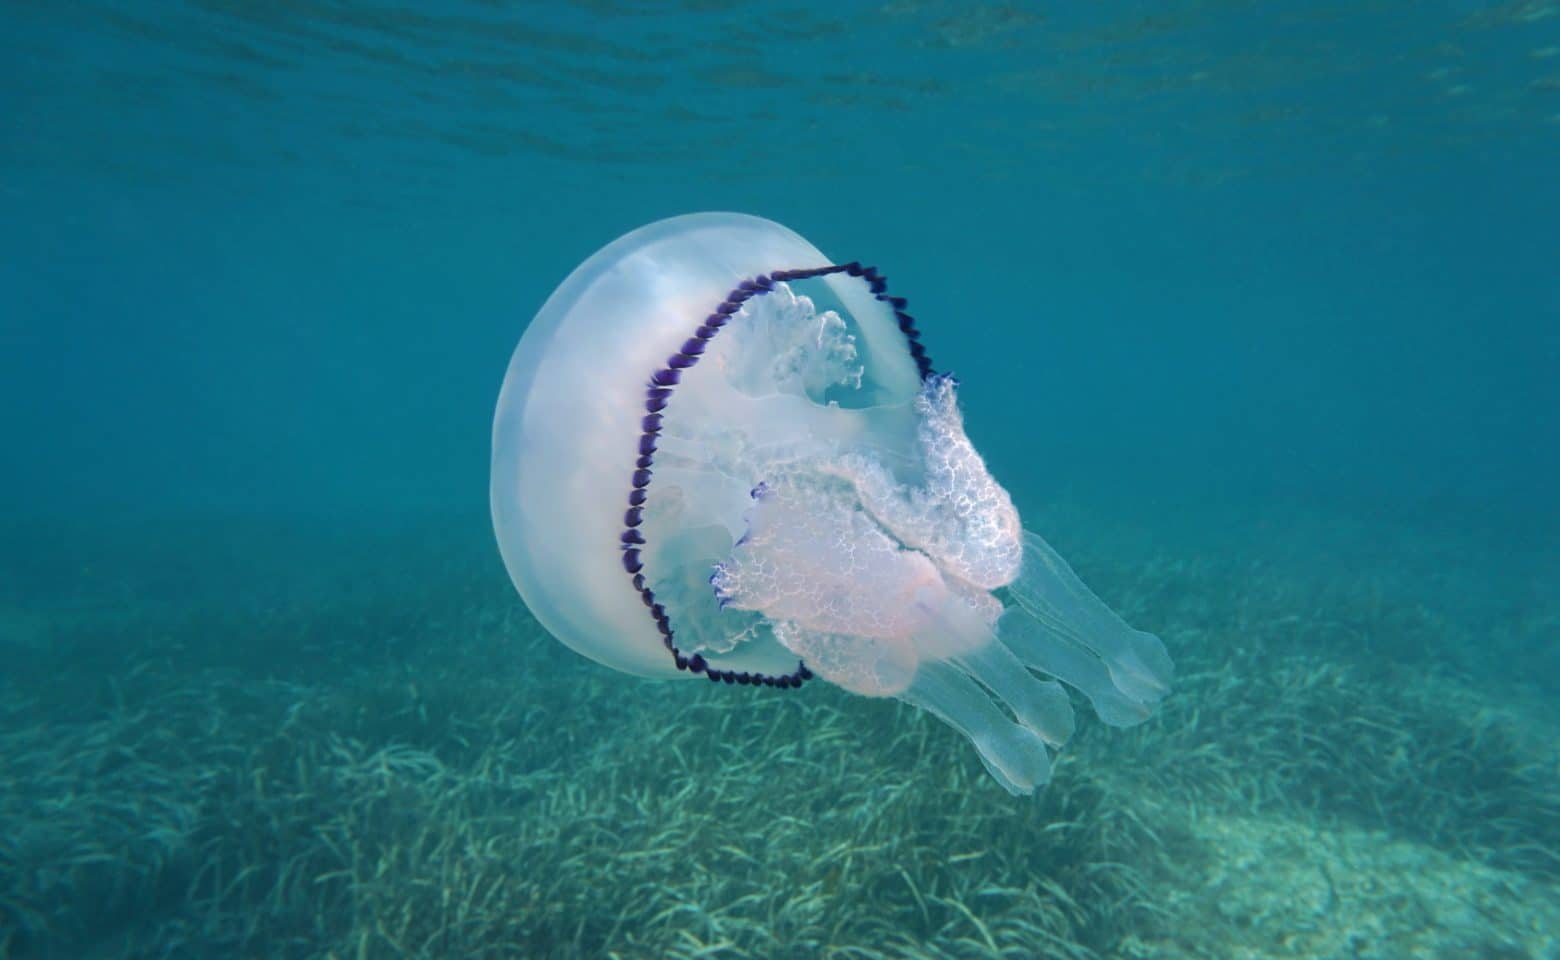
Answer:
[490, 213, 1171, 794]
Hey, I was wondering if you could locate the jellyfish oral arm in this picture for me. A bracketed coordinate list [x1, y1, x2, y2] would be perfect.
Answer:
[707, 384, 1171, 793]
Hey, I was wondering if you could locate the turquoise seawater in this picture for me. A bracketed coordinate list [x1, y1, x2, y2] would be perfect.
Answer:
[2, 2, 1556, 958]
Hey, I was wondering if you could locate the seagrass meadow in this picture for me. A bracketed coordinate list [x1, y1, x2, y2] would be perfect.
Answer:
[2, 502, 1554, 960]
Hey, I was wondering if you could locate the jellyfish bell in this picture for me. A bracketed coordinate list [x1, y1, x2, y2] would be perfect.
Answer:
[491, 212, 1171, 794]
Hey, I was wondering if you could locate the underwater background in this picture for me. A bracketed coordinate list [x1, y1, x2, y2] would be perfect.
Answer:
[2, 1, 1556, 958]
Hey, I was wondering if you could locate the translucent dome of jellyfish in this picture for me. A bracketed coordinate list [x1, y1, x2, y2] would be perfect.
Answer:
[491, 212, 1172, 795]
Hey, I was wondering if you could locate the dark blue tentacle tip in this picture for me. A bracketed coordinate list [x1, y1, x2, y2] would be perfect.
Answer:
[651, 368, 681, 387]
[749, 480, 768, 499]
[638, 435, 657, 456]
[887, 296, 908, 309]
[721, 671, 735, 684]
[629, 488, 647, 507]
[632, 469, 652, 488]
[707, 670, 723, 683]
[621, 529, 645, 545]
[668, 353, 695, 369]
[642, 413, 663, 433]
[621, 550, 642, 574]
[681, 338, 707, 356]
[843, 261, 863, 276]
[632, 573, 645, 591]
[688, 654, 707, 673]
[645, 396, 667, 413]
[625, 507, 643, 526]
[675, 653, 689, 670]
[798, 663, 814, 680]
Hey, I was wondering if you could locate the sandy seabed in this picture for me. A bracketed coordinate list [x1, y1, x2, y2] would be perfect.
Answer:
[1, 504, 1554, 959]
